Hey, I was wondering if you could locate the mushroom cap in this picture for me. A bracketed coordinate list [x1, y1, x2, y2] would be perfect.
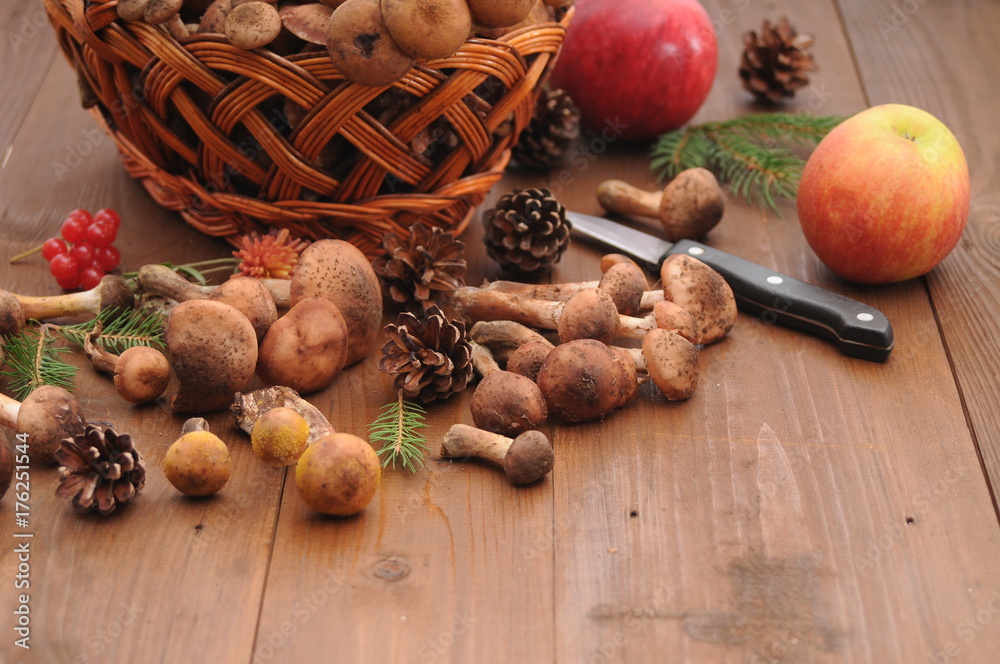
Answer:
[280, 2, 333, 44]
[18, 385, 87, 463]
[97, 274, 137, 313]
[290, 239, 382, 367]
[209, 276, 278, 342]
[660, 254, 737, 345]
[505, 339, 552, 382]
[113, 346, 171, 404]
[380, 0, 472, 60]
[257, 297, 350, 394]
[295, 433, 381, 515]
[466, 0, 534, 28]
[536, 339, 634, 423]
[145, 0, 183, 25]
[166, 299, 258, 413]
[557, 288, 619, 344]
[659, 167, 725, 242]
[326, 0, 415, 87]
[598, 261, 647, 316]
[225, 1, 282, 50]
[503, 430, 554, 484]
[641, 328, 699, 400]
[470, 370, 547, 437]
[652, 300, 698, 343]
[0, 290, 24, 337]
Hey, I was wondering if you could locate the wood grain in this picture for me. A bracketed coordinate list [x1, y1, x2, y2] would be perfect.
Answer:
[0, 3, 58, 157]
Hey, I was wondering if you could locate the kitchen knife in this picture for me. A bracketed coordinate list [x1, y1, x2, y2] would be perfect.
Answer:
[567, 210, 894, 362]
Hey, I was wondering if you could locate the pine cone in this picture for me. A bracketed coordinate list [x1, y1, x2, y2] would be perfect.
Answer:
[482, 187, 571, 275]
[373, 222, 467, 311]
[739, 17, 817, 103]
[378, 306, 473, 404]
[55, 425, 146, 516]
[512, 88, 581, 169]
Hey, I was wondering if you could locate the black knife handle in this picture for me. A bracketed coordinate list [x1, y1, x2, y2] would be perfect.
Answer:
[667, 240, 894, 362]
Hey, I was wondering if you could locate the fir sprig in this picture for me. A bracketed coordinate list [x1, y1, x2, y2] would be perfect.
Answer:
[369, 391, 429, 472]
[650, 113, 846, 213]
[56, 307, 166, 354]
[1, 325, 77, 400]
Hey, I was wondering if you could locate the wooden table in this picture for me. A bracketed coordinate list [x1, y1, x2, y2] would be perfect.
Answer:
[2, 2, 999, 663]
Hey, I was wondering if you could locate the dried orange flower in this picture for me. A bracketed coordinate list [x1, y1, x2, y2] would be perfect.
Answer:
[233, 229, 309, 280]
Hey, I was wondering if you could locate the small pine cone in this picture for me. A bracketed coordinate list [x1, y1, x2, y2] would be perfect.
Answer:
[512, 88, 581, 169]
[378, 306, 473, 404]
[372, 222, 467, 311]
[739, 17, 817, 103]
[55, 425, 146, 516]
[482, 187, 571, 275]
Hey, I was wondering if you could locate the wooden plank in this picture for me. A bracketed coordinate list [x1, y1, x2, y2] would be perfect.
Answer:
[0, 3, 59, 155]
[835, 0, 1000, 513]
[548, 1, 1000, 663]
[0, 55, 282, 663]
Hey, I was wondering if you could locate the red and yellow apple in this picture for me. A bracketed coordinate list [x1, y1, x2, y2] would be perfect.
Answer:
[549, 0, 717, 141]
[797, 104, 969, 284]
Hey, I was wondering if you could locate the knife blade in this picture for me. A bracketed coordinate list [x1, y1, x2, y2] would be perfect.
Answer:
[567, 210, 894, 362]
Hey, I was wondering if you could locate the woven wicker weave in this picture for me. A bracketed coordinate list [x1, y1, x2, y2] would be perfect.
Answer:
[43, 0, 572, 258]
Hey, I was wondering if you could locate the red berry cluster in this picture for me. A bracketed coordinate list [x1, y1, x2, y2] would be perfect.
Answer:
[43, 209, 122, 290]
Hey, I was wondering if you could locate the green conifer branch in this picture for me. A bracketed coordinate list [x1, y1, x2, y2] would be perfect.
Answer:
[1, 325, 77, 400]
[56, 307, 166, 355]
[368, 391, 429, 472]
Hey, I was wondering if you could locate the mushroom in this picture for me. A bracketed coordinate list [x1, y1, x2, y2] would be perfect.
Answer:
[13, 275, 134, 321]
[165, 299, 258, 413]
[118, 0, 150, 21]
[659, 253, 737, 345]
[136, 265, 277, 342]
[250, 406, 311, 466]
[466, 0, 534, 27]
[295, 432, 381, 515]
[597, 168, 725, 241]
[279, 2, 333, 45]
[381, 0, 472, 60]
[232, 385, 336, 444]
[469, 319, 551, 361]
[0, 291, 24, 337]
[145, 0, 183, 25]
[224, 0, 282, 49]
[83, 330, 171, 404]
[468, 342, 547, 437]
[640, 328, 699, 400]
[441, 424, 553, 485]
[326, 0, 415, 86]
[0, 386, 87, 463]
[257, 297, 350, 394]
[505, 340, 553, 382]
[198, 0, 233, 33]
[163, 418, 232, 496]
[289, 239, 382, 367]
[535, 339, 636, 423]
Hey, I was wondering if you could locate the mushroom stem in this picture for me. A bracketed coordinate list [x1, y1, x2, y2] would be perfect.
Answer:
[469, 320, 553, 358]
[597, 179, 663, 218]
[454, 287, 562, 330]
[469, 341, 502, 378]
[14, 275, 134, 321]
[136, 264, 214, 302]
[0, 392, 20, 429]
[442, 424, 511, 466]
[231, 386, 335, 445]
[83, 331, 119, 373]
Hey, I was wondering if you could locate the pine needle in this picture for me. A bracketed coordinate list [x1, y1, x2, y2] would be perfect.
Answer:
[1, 325, 77, 400]
[650, 113, 847, 213]
[368, 391, 429, 472]
[56, 307, 166, 354]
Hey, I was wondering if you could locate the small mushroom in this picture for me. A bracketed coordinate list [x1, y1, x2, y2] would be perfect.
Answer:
[660, 253, 737, 345]
[0, 386, 87, 463]
[505, 340, 552, 382]
[535, 339, 636, 423]
[198, 0, 233, 33]
[597, 168, 725, 241]
[224, 1, 282, 50]
[289, 239, 382, 367]
[232, 385, 336, 444]
[257, 297, 350, 394]
[118, 0, 150, 21]
[597, 261, 647, 316]
[0, 291, 25, 337]
[326, 0, 415, 87]
[13, 275, 134, 321]
[164, 418, 232, 496]
[441, 424, 553, 485]
[295, 432, 381, 515]
[279, 2, 333, 45]
[84, 330, 171, 404]
[165, 299, 258, 413]
[145, 0, 183, 25]
[468, 342, 547, 437]
[136, 265, 277, 342]
[641, 328, 699, 400]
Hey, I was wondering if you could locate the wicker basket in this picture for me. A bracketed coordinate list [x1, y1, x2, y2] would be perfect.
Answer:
[43, 0, 572, 257]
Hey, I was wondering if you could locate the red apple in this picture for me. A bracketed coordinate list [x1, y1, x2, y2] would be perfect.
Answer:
[549, 0, 717, 141]
[797, 104, 969, 284]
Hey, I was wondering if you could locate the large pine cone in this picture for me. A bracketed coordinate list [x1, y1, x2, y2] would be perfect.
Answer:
[372, 222, 467, 312]
[378, 306, 473, 404]
[739, 17, 817, 103]
[482, 187, 571, 275]
[55, 425, 146, 516]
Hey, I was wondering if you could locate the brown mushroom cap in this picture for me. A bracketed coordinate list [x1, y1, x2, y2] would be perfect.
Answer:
[117, 0, 150, 21]
[198, 0, 233, 33]
[114, 346, 171, 404]
[660, 254, 737, 345]
[470, 370, 547, 437]
[225, 1, 282, 49]
[290, 239, 382, 367]
[326, 0, 415, 86]
[209, 276, 278, 343]
[166, 299, 258, 413]
[503, 429, 554, 484]
[505, 339, 552, 382]
[652, 300, 698, 343]
[557, 288, 619, 344]
[145, 0, 183, 25]
[642, 328, 699, 400]
[18, 386, 87, 463]
[659, 167, 725, 242]
[0, 291, 24, 337]
[536, 339, 634, 423]
[466, 0, 534, 28]
[598, 261, 648, 316]
[257, 297, 350, 394]
[280, 2, 333, 44]
[380, 0, 472, 60]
